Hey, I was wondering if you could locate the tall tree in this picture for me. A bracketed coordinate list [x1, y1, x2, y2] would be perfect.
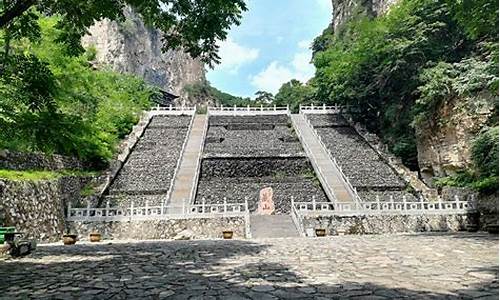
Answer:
[254, 90, 274, 104]
[0, 0, 247, 65]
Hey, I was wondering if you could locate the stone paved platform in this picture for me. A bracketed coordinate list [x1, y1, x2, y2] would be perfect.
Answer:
[0, 233, 498, 299]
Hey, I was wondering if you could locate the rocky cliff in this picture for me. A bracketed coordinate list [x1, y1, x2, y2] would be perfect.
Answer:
[82, 7, 205, 105]
[415, 93, 496, 186]
[331, 0, 398, 33]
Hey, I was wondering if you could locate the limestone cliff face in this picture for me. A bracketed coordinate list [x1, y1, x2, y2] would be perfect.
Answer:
[82, 7, 205, 105]
[415, 94, 495, 186]
[331, 0, 398, 33]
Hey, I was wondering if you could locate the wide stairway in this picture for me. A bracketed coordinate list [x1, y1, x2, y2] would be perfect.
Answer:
[250, 215, 299, 238]
[291, 114, 354, 203]
[168, 115, 208, 212]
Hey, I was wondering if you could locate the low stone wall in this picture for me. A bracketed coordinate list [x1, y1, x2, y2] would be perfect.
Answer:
[301, 214, 472, 236]
[69, 217, 247, 240]
[0, 177, 91, 243]
[0, 150, 82, 170]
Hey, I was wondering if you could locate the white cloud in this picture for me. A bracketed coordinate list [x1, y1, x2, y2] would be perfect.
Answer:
[276, 36, 284, 44]
[217, 38, 260, 74]
[292, 52, 314, 75]
[250, 52, 315, 94]
[298, 40, 310, 49]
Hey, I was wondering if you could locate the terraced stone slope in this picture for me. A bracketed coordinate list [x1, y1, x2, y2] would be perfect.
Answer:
[196, 115, 327, 213]
[306, 114, 417, 202]
[105, 115, 191, 206]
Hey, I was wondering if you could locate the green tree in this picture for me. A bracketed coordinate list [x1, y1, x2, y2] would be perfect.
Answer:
[274, 79, 315, 112]
[0, 17, 156, 168]
[311, 0, 475, 168]
[0, 0, 247, 65]
[254, 91, 274, 104]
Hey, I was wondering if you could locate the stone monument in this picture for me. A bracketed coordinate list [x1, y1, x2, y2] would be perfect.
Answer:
[257, 187, 275, 215]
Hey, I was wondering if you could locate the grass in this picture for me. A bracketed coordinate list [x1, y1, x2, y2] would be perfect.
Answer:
[80, 183, 97, 197]
[0, 169, 98, 181]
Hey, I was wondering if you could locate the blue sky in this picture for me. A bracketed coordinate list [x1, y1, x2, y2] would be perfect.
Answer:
[206, 0, 332, 98]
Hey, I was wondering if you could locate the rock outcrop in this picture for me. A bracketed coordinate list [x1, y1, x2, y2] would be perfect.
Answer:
[415, 94, 496, 186]
[331, 0, 399, 33]
[82, 7, 205, 104]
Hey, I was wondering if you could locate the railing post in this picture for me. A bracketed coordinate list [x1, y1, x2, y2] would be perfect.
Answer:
[247, 104, 250, 111]
[274, 104, 276, 111]
[454, 195, 460, 210]
[234, 105, 236, 112]
[86, 200, 91, 219]
[202, 198, 206, 214]
[145, 200, 149, 217]
[260, 104, 263, 111]
[402, 196, 406, 211]
[67, 201, 72, 218]
[286, 104, 290, 112]
[323, 103, 326, 111]
[161, 200, 164, 216]
[169, 104, 173, 111]
[312, 196, 316, 211]
[376, 195, 380, 211]
[106, 200, 110, 217]
[244, 197, 249, 212]
[224, 198, 227, 213]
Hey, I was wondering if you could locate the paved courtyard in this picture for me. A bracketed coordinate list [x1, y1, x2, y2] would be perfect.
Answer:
[0, 233, 498, 299]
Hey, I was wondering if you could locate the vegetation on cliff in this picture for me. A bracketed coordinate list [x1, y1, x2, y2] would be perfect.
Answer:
[0, 17, 155, 168]
[0, 1, 247, 168]
[275, 0, 498, 191]
[0, 0, 246, 65]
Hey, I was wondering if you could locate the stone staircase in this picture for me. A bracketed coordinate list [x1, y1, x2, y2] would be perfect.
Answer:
[291, 114, 355, 203]
[305, 114, 417, 202]
[105, 115, 191, 206]
[168, 115, 208, 211]
[250, 215, 299, 238]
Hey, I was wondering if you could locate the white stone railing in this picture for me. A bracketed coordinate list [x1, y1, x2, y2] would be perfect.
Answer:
[67, 198, 250, 222]
[299, 104, 342, 114]
[208, 105, 290, 116]
[292, 195, 476, 216]
[290, 197, 306, 237]
[299, 113, 363, 205]
[164, 112, 197, 204]
[150, 105, 197, 116]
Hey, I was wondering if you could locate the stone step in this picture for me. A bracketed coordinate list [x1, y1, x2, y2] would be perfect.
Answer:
[169, 115, 208, 207]
[291, 114, 355, 204]
[250, 215, 299, 239]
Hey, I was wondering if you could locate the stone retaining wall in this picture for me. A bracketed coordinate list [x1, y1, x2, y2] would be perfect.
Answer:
[301, 214, 472, 236]
[0, 150, 82, 170]
[0, 177, 91, 243]
[196, 157, 328, 214]
[69, 217, 247, 240]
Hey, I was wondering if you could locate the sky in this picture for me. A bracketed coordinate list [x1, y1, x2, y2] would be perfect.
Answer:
[206, 0, 332, 98]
